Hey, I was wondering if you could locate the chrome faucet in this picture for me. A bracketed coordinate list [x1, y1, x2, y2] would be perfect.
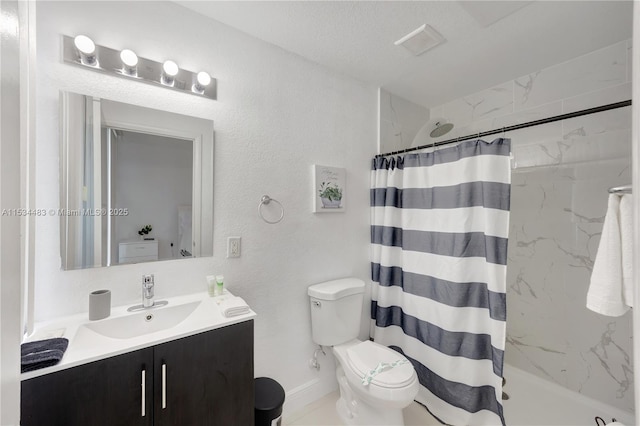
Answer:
[142, 274, 155, 308]
[127, 274, 168, 312]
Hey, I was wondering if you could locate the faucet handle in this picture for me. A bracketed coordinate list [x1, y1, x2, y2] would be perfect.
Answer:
[142, 274, 154, 288]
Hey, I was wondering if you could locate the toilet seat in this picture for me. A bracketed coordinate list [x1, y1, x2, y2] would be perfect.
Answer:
[345, 341, 415, 389]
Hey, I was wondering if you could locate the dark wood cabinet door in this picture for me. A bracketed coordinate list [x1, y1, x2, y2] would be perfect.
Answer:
[21, 347, 154, 426]
[153, 320, 254, 426]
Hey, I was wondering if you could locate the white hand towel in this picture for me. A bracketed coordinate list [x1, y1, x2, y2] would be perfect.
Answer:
[619, 194, 633, 308]
[587, 194, 633, 316]
[219, 296, 250, 318]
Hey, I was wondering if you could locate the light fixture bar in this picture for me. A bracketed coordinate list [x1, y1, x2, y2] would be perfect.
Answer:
[62, 35, 217, 100]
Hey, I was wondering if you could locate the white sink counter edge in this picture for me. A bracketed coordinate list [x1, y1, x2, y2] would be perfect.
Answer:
[21, 291, 256, 381]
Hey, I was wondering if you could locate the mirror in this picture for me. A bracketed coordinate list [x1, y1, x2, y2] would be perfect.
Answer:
[60, 91, 214, 270]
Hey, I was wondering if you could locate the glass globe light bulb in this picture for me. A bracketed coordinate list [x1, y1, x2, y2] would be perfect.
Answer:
[196, 71, 211, 87]
[120, 49, 138, 67]
[162, 60, 179, 77]
[74, 35, 95, 55]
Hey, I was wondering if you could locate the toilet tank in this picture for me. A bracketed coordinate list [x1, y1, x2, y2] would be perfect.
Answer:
[308, 278, 365, 346]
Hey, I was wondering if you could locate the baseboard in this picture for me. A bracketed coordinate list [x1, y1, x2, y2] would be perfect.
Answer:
[282, 377, 338, 422]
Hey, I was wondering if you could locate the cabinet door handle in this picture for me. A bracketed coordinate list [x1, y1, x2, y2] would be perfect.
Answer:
[141, 369, 146, 417]
[162, 363, 167, 409]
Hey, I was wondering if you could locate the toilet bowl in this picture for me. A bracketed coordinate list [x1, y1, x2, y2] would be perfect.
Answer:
[308, 278, 419, 426]
[333, 340, 419, 425]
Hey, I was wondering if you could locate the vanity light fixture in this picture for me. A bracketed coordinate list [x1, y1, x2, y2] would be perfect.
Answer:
[119, 49, 138, 76]
[193, 71, 211, 94]
[161, 60, 179, 86]
[62, 34, 217, 100]
[74, 35, 97, 66]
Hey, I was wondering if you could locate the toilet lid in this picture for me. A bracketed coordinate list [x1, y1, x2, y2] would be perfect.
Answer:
[345, 341, 415, 388]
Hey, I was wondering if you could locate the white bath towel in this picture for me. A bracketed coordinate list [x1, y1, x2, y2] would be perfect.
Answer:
[218, 296, 250, 318]
[587, 194, 633, 316]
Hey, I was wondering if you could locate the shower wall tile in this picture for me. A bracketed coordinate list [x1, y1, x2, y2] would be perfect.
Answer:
[446, 117, 496, 144]
[510, 129, 631, 171]
[563, 103, 631, 139]
[378, 89, 429, 153]
[499, 102, 563, 148]
[379, 118, 404, 153]
[506, 168, 577, 389]
[564, 161, 634, 412]
[513, 41, 627, 112]
[562, 83, 631, 114]
[419, 39, 633, 414]
[506, 159, 634, 413]
[572, 316, 634, 412]
[440, 81, 513, 126]
[565, 129, 631, 163]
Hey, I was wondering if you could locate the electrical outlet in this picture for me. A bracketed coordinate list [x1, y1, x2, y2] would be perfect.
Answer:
[227, 237, 241, 258]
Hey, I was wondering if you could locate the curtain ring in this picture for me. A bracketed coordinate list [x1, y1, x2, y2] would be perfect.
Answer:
[258, 195, 284, 224]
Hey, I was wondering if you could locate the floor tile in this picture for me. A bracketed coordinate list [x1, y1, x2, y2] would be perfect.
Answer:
[285, 392, 440, 426]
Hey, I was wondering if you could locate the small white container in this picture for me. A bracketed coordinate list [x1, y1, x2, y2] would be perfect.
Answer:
[206, 275, 217, 296]
[206, 275, 225, 296]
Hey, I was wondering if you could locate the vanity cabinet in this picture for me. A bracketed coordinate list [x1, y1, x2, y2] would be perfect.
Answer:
[21, 320, 254, 426]
[21, 347, 154, 426]
[153, 319, 254, 425]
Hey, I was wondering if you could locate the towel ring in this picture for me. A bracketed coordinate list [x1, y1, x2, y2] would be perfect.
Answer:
[258, 195, 284, 224]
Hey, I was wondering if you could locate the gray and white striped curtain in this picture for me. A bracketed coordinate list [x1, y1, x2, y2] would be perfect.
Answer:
[370, 138, 511, 426]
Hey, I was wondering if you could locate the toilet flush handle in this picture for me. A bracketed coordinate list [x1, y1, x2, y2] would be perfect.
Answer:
[312, 300, 321, 308]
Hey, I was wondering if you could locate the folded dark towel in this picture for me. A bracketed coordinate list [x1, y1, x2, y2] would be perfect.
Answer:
[21, 338, 69, 373]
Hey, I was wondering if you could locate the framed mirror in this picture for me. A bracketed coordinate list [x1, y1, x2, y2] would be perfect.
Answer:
[60, 91, 214, 270]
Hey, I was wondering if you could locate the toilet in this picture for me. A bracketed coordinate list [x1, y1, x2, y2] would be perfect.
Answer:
[308, 278, 419, 426]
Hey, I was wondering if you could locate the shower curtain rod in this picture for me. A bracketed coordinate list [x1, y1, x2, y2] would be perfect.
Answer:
[376, 99, 632, 158]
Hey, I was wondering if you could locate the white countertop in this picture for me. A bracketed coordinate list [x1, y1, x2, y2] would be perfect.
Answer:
[21, 291, 256, 381]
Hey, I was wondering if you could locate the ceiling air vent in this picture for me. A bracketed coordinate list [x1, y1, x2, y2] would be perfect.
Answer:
[394, 24, 445, 56]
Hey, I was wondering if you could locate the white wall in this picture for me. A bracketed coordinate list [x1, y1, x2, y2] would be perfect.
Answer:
[34, 0, 377, 411]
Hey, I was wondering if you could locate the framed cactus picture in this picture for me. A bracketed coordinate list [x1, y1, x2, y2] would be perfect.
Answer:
[313, 165, 346, 213]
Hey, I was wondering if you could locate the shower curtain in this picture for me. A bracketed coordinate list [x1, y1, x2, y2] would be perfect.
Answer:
[370, 138, 511, 426]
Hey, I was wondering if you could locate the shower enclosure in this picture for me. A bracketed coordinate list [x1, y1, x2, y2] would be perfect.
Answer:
[378, 37, 634, 423]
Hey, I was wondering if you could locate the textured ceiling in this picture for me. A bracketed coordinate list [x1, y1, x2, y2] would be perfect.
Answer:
[178, 1, 633, 108]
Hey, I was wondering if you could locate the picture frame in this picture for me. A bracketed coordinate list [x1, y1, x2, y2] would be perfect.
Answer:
[313, 165, 346, 213]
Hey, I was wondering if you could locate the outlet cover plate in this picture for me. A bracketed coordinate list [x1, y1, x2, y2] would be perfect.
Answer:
[227, 236, 241, 258]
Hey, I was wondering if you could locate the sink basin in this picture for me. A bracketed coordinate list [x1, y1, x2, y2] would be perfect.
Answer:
[81, 301, 201, 339]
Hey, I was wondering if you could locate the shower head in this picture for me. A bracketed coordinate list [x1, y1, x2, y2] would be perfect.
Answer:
[410, 117, 456, 148]
[429, 121, 454, 138]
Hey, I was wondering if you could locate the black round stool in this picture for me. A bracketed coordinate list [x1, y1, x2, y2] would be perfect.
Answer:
[255, 377, 285, 426]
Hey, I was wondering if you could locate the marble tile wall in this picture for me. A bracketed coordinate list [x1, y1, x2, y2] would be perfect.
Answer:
[379, 89, 429, 153]
[411, 39, 634, 412]
[508, 160, 633, 412]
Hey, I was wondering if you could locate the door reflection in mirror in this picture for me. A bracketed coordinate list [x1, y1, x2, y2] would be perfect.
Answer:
[105, 128, 193, 265]
[60, 91, 214, 270]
